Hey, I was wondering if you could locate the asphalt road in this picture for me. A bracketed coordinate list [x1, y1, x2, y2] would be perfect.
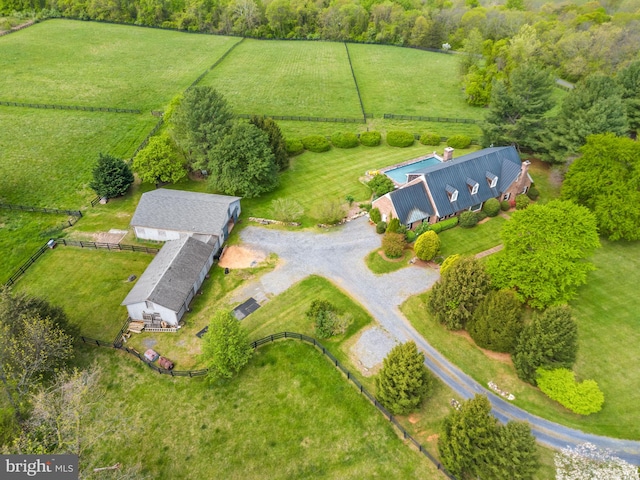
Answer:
[236, 217, 640, 465]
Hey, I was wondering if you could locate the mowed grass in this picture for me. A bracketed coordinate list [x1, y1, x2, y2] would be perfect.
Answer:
[347, 43, 484, 120]
[14, 247, 153, 340]
[403, 238, 640, 440]
[75, 342, 446, 479]
[0, 108, 156, 206]
[0, 19, 239, 110]
[199, 39, 363, 117]
[438, 216, 507, 258]
[365, 249, 414, 275]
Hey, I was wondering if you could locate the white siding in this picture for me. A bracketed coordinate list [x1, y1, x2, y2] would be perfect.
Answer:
[126, 302, 179, 326]
[134, 227, 182, 242]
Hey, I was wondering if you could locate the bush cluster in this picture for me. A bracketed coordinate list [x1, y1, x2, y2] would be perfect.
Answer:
[483, 198, 501, 217]
[515, 193, 530, 210]
[420, 132, 441, 146]
[302, 135, 331, 152]
[306, 300, 351, 339]
[360, 131, 381, 146]
[429, 217, 459, 233]
[414, 221, 431, 237]
[367, 174, 395, 197]
[446, 134, 472, 149]
[405, 230, 417, 243]
[459, 211, 479, 228]
[386, 131, 415, 147]
[500, 200, 511, 211]
[376, 221, 387, 234]
[285, 138, 304, 156]
[536, 368, 604, 415]
[527, 186, 540, 200]
[382, 232, 406, 258]
[331, 132, 359, 148]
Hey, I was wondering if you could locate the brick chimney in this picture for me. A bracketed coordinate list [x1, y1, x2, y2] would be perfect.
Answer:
[443, 147, 454, 162]
[517, 160, 531, 190]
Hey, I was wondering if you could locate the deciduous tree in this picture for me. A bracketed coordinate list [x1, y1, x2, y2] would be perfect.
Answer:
[375, 341, 433, 415]
[202, 310, 252, 380]
[367, 174, 395, 197]
[133, 132, 187, 184]
[89, 153, 134, 199]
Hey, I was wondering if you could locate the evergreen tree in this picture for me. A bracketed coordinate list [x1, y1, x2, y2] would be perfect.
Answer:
[467, 289, 523, 353]
[414, 230, 440, 261]
[491, 421, 540, 480]
[202, 310, 253, 380]
[249, 116, 289, 171]
[428, 256, 492, 330]
[89, 153, 134, 199]
[375, 341, 433, 415]
[617, 60, 640, 139]
[513, 305, 579, 384]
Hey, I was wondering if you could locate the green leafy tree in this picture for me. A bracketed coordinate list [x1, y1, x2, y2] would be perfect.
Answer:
[202, 310, 253, 380]
[482, 64, 555, 150]
[249, 116, 289, 171]
[536, 368, 604, 415]
[467, 289, 523, 353]
[488, 200, 600, 308]
[171, 86, 234, 169]
[414, 230, 440, 261]
[428, 256, 491, 330]
[367, 174, 395, 197]
[133, 132, 187, 184]
[89, 153, 134, 199]
[617, 60, 640, 139]
[543, 75, 628, 163]
[208, 123, 278, 198]
[513, 305, 578, 384]
[375, 341, 433, 415]
[562, 134, 640, 241]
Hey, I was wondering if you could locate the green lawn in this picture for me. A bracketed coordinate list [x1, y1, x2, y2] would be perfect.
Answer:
[199, 39, 363, 118]
[0, 19, 238, 110]
[0, 108, 156, 206]
[14, 247, 153, 340]
[365, 248, 413, 274]
[438, 216, 507, 258]
[403, 238, 640, 440]
[347, 43, 485, 120]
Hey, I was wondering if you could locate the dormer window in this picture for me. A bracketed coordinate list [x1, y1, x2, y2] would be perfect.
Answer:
[466, 178, 479, 196]
[486, 171, 498, 188]
[446, 185, 458, 203]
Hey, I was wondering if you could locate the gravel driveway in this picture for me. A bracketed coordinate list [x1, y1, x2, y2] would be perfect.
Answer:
[236, 217, 640, 464]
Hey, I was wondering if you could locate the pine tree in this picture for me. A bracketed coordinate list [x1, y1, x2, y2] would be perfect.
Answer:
[467, 289, 523, 353]
[250, 116, 289, 171]
[89, 153, 134, 199]
[617, 60, 640, 139]
[375, 341, 433, 415]
[491, 421, 540, 479]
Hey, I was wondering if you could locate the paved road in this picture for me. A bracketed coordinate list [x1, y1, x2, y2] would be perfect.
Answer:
[236, 217, 640, 465]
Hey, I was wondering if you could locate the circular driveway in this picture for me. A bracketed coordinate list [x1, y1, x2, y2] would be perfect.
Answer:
[237, 217, 640, 465]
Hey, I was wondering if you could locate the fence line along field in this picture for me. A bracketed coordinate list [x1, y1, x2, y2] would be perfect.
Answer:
[198, 39, 364, 118]
[0, 19, 238, 111]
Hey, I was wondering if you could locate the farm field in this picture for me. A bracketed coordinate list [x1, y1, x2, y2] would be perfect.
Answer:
[0, 19, 238, 110]
[199, 39, 363, 118]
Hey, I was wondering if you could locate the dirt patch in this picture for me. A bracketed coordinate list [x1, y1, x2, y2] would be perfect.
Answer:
[93, 230, 127, 243]
[426, 434, 439, 442]
[408, 413, 421, 424]
[451, 330, 513, 364]
[218, 245, 267, 269]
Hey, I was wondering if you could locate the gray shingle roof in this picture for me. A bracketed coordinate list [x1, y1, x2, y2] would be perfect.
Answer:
[388, 181, 434, 224]
[411, 146, 522, 217]
[121, 236, 214, 312]
[130, 189, 240, 235]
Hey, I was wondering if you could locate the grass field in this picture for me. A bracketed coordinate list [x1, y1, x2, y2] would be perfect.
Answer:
[199, 39, 363, 118]
[365, 248, 414, 274]
[438, 216, 507, 258]
[0, 19, 238, 110]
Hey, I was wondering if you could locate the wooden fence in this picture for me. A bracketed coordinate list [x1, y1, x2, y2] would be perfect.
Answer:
[57, 239, 159, 253]
[237, 113, 369, 124]
[0, 100, 141, 114]
[4, 243, 49, 287]
[383, 113, 480, 124]
[0, 202, 82, 217]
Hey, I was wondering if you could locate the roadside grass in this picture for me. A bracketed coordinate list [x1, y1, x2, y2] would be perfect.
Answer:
[0, 108, 156, 206]
[438, 216, 506, 258]
[347, 43, 484, 120]
[402, 237, 640, 440]
[199, 39, 363, 118]
[0, 19, 238, 110]
[365, 248, 413, 275]
[14, 247, 153, 340]
[73, 342, 447, 479]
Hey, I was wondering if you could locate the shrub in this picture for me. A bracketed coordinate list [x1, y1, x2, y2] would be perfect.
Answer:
[376, 221, 387, 234]
[414, 221, 431, 237]
[527, 186, 540, 200]
[305, 300, 351, 339]
[476, 210, 487, 221]
[420, 132, 441, 146]
[360, 131, 381, 146]
[386, 130, 415, 147]
[382, 232, 406, 258]
[386, 217, 401, 233]
[430, 216, 459, 233]
[301, 135, 331, 152]
[440, 254, 461, 274]
[405, 230, 417, 243]
[331, 132, 359, 148]
[459, 211, 479, 228]
[285, 138, 304, 156]
[414, 231, 440, 261]
[359, 202, 372, 211]
[369, 207, 381, 224]
[483, 198, 500, 217]
[536, 368, 604, 415]
[313, 199, 346, 224]
[515, 194, 530, 210]
[500, 200, 511, 211]
[368, 174, 395, 197]
[271, 198, 304, 222]
[446, 134, 472, 149]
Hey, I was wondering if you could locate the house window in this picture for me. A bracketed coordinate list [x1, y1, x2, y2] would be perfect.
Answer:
[490, 177, 498, 188]
[522, 185, 529, 194]
[503, 193, 511, 201]
[471, 183, 479, 195]
[450, 190, 458, 202]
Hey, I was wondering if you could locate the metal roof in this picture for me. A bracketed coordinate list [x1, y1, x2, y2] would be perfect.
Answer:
[388, 181, 434, 224]
[121, 236, 215, 312]
[130, 189, 240, 235]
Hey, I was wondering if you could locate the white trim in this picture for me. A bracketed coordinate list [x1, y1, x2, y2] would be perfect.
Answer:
[471, 183, 479, 195]
[450, 190, 458, 202]
[490, 177, 498, 188]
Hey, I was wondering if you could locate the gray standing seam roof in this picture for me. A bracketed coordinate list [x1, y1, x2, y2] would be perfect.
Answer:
[388, 182, 434, 225]
[409, 146, 522, 217]
[121, 236, 215, 312]
[130, 189, 240, 235]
